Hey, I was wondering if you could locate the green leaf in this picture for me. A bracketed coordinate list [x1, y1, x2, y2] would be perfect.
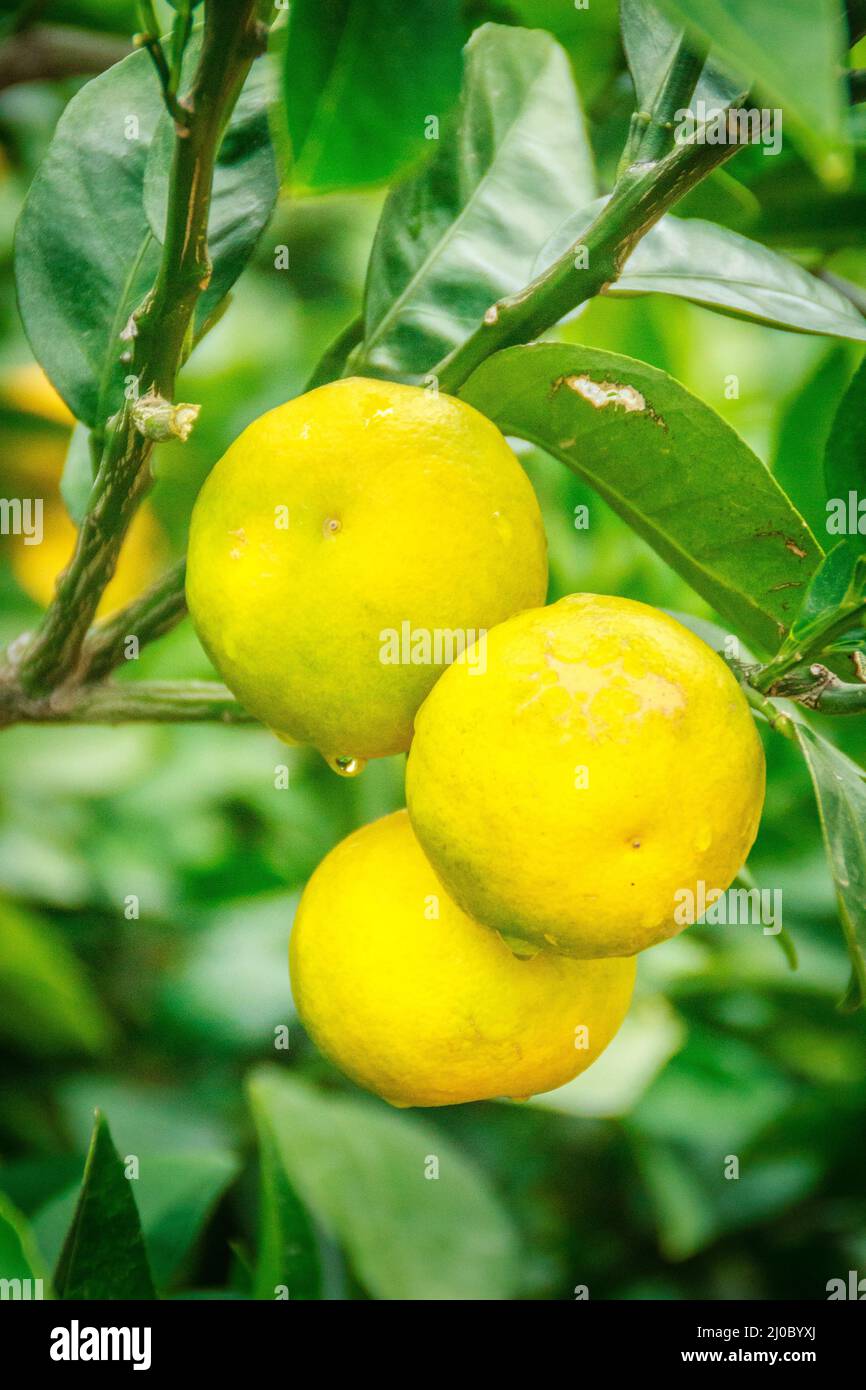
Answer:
[143, 58, 278, 329]
[620, 0, 745, 114]
[536, 205, 866, 342]
[355, 22, 597, 379]
[14, 48, 163, 427]
[54, 1112, 156, 1300]
[460, 343, 822, 654]
[0, 1192, 49, 1293]
[247, 1068, 520, 1300]
[33, 1150, 240, 1290]
[250, 1101, 322, 1300]
[305, 314, 364, 391]
[59, 424, 96, 525]
[132, 1153, 240, 1289]
[655, 0, 851, 182]
[773, 345, 854, 540]
[282, 0, 463, 193]
[0, 900, 112, 1057]
[786, 541, 866, 647]
[825, 354, 866, 549]
[792, 725, 866, 1010]
[15, 45, 277, 429]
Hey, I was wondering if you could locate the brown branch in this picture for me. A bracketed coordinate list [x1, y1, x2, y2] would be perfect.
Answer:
[0, 25, 131, 93]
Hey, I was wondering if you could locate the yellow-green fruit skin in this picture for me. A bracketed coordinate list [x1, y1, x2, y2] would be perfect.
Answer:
[406, 594, 766, 959]
[185, 378, 547, 762]
[289, 810, 636, 1108]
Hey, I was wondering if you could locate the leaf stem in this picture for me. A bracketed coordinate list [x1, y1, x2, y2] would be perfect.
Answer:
[629, 36, 707, 165]
[435, 127, 743, 395]
[739, 678, 797, 741]
[136, 0, 189, 129]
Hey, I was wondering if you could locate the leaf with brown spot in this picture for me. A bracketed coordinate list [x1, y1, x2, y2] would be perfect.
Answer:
[461, 343, 823, 654]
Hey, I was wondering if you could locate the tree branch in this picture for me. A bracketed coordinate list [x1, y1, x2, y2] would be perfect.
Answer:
[13, 0, 266, 699]
[0, 23, 131, 92]
[435, 129, 743, 395]
[1, 680, 254, 727]
[79, 559, 188, 685]
[765, 662, 866, 714]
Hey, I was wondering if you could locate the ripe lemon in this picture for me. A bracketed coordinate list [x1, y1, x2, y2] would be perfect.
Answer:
[289, 810, 636, 1107]
[406, 594, 765, 959]
[185, 378, 547, 766]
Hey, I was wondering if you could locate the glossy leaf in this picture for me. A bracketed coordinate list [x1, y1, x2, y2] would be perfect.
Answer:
[460, 343, 822, 653]
[16, 45, 277, 430]
[620, 0, 745, 115]
[133, 1152, 240, 1288]
[0, 1192, 48, 1292]
[535, 205, 866, 343]
[144, 58, 278, 328]
[656, 0, 850, 180]
[305, 314, 364, 391]
[60, 424, 96, 525]
[14, 48, 162, 427]
[825, 355, 866, 551]
[248, 1069, 519, 1300]
[282, 0, 463, 193]
[773, 346, 854, 541]
[355, 22, 597, 379]
[53, 1112, 156, 1300]
[251, 1098, 322, 1300]
[0, 900, 112, 1057]
[34, 1152, 239, 1290]
[793, 725, 866, 1010]
[786, 542, 866, 646]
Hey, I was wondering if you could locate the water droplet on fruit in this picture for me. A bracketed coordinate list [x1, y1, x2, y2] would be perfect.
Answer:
[498, 930, 542, 959]
[328, 754, 367, 778]
[695, 825, 713, 852]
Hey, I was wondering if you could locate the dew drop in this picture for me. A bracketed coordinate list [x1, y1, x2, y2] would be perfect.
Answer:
[328, 754, 367, 778]
[498, 930, 543, 959]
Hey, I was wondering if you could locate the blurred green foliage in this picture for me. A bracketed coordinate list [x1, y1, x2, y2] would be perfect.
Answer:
[0, 0, 863, 1301]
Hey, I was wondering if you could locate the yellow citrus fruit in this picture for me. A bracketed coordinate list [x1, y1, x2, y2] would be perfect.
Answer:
[289, 810, 635, 1107]
[12, 500, 167, 619]
[0, 362, 74, 426]
[185, 378, 547, 765]
[407, 594, 766, 959]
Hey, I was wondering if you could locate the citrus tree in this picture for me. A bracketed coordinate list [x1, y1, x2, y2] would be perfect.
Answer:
[1, 0, 865, 1302]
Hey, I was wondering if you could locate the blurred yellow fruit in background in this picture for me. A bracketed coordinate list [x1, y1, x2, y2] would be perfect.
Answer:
[12, 500, 167, 619]
[1, 362, 74, 426]
[289, 809, 636, 1107]
[1, 362, 167, 620]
